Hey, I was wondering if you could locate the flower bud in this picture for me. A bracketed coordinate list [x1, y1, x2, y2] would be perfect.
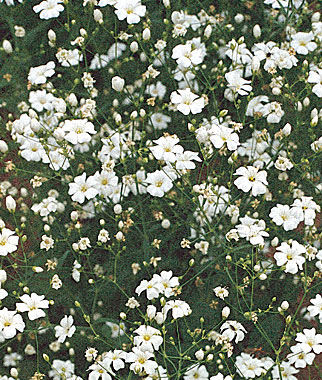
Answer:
[253, 24, 261, 38]
[142, 28, 151, 40]
[311, 108, 318, 119]
[222, 306, 230, 319]
[155, 311, 166, 324]
[115, 231, 124, 241]
[312, 12, 320, 22]
[195, 349, 204, 360]
[251, 56, 260, 72]
[113, 204, 122, 214]
[311, 115, 318, 127]
[111, 76, 125, 92]
[32, 266, 44, 273]
[303, 97, 310, 107]
[162, 0, 170, 7]
[0, 270, 7, 283]
[234, 14, 244, 24]
[66, 93, 78, 106]
[161, 219, 170, 229]
[0, 140, 8, 153]
[282, 123, 291, 136]
[94, 9, 103, 23]
[147, 305, 156, 319]
[6, 196, 16, 212]
[272, 87, 281, 96]
[48, 29, 56, 42]
[297, 101, 302, 112]
[281, 301, 289, 310]
[10, 368, 18, 378]
[2, 39, 13, 54]
[204, 25, 212, 38]
[130, 41, 138, 53]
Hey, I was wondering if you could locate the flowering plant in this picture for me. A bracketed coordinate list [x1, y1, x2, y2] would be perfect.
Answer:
[0, 0, 321, 379]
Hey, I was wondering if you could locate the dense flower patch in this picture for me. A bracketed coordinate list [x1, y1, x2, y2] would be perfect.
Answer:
[0, 0, 321, 379]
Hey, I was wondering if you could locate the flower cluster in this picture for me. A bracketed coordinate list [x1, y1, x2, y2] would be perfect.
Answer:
[0, 0, 321, 379]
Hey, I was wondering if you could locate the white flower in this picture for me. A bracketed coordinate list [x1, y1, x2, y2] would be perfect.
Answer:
[291, 196, 320, 226]
[175, 150, 201, 170]
[210, 124, 240, 151]
[295, 327, 322, 354]
[274, 155, 293, 171]
[236, 216, 269, 246]
[210, 374, 232, 380]
[170, 88, 205, 115]
[135, 278, 160, 300]
[269, 204, 302, 231]
[16, 293, 49, 320]
[68, 173, 99, 204]
[291, 32, 317, 55]
[152, 270, 179, 298]
[163, 300, 192, 319]
[106, 321, 126, 338]
[287, 344, 315, 368]
[272, 361, 298, 380]
[20, 139, 46, 162]
[111, 76, 125, 92]
[40, 235, 54, 251]
[235, 353, 266, 378]
[126, 347, 158, 375]
[264, 101, 284, 124]
[146, 81, 167, 99]
[274, 240, 306, 274]
[307, 69, 322, 97]
[150, 135, 183, 163]
[150, 113, 171, 130]
[88, 357, 114, 380]
[114, 0, 146, 24]
[220, 320, 247, 343]
[172, 42, 204, 68]
[195, 241, 209, 255]
[104, 350, 126, 371]
[56, 48, 83, 67]
[33, 0, 64, 19]
[146, 170, 173, 198]
[183, 365, 209, 380]
[225, 70, 252, 96]
[307, 294, 322, 323]
[133, 325, 163, 352]
[72, 260, 81, 282]
[62, 119, 96, 145]
[0, 308, 25, 339]
[49, 359, 75, 380]
[234, 166, 268, 196]
[213, 286, 229, 300]
[28, 61, 55, 85]
[29, 90, 55, 112]
[0, 228, 19, 257]
[145, 365, 168, 380]
[54, 315, 76, 343]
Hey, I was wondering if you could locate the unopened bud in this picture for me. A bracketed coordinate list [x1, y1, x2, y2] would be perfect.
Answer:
[93, 9, 103, 23]
[111, 76, 125, 92]
[222, 306, 230, 319]
[253, 24, 261, 38]
[142, 28, 151, 41]
[6, 196, 16, 212]
[2, 39, 13, 54]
